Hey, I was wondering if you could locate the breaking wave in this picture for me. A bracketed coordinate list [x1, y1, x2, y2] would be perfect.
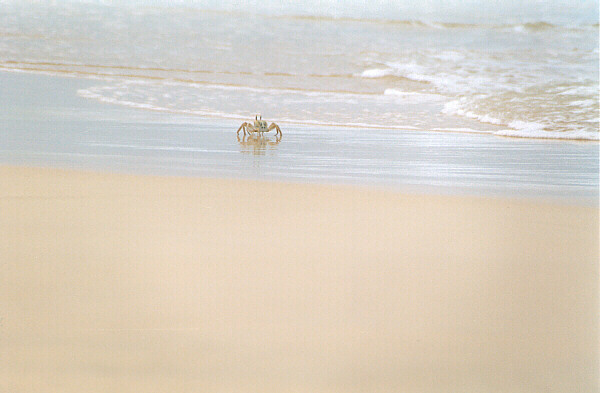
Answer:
[0, 2, 597, 141]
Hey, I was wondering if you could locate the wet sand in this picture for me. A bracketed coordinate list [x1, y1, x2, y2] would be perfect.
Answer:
[1, 71, 598, 202]
[0, 165, 597, 392]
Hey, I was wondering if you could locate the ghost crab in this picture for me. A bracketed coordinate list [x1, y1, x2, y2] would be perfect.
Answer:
[237, 115, 282, 139]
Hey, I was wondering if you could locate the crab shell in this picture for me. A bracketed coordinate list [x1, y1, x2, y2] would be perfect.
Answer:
[253, 115, 268, 132]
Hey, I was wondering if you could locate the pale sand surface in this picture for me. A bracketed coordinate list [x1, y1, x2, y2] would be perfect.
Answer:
[0, 165, 597, 392]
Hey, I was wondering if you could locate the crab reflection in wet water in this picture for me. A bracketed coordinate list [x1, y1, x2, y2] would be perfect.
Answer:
[237, 133, 281, 156]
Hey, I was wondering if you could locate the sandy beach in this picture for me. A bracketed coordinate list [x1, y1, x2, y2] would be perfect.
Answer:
[1, 165, 597, 392]
[1, 2, 598, 391]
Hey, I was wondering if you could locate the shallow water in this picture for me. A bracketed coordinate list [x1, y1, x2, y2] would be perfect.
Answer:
[0, 72, 597, 202]
[0, 2, 597, 140]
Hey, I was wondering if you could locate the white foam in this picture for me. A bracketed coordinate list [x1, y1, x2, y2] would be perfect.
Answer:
[442, 100, 503, 125]
[421, 21, 445, 29]
[477, 114, 503, 125]
[492, 120, 599, 140]
[508, 120, 547, 133]
[383, 88, 415, 96]
[495, 129, 599, 140]
[77, 70, 599, 142]
[558, 86, 598, 96]
[271, 117, 420, 130]
[441, 99, 462, 114]
[383, 89, 444, 102]
[432, 127, 489, 133]
[568, 99, 596, 107]
[440, 99, 600, 140]
[372, 61, 504, 95]
[360, 68, 393, 78]
[78, 85, 424, 129]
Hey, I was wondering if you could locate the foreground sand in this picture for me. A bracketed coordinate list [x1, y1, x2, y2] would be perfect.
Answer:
[0, 165, 597, 392]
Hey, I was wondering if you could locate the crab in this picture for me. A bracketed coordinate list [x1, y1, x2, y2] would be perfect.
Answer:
[237, 115, 282, 139]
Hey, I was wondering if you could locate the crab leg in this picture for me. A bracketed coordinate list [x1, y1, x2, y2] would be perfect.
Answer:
[268, 122, 282, 138]
[236, 122, 247, 136]
[247, 123, 258, 136]
[237, 122, 257, 136]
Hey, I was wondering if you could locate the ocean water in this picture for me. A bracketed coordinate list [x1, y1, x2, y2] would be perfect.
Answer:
[0, 1, 598, 140]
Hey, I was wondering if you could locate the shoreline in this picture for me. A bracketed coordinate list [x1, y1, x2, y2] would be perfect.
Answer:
[1, 164, 598, 392]
[1, 71, 597, 203]
[1, 67, 598, 142]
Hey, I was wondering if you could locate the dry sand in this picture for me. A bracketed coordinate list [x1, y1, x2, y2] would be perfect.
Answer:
[0, 165, 597, 392]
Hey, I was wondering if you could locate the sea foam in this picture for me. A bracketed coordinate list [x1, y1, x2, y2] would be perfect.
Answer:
[360, 68, 393, 78]
[4, 2, 595, 141]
